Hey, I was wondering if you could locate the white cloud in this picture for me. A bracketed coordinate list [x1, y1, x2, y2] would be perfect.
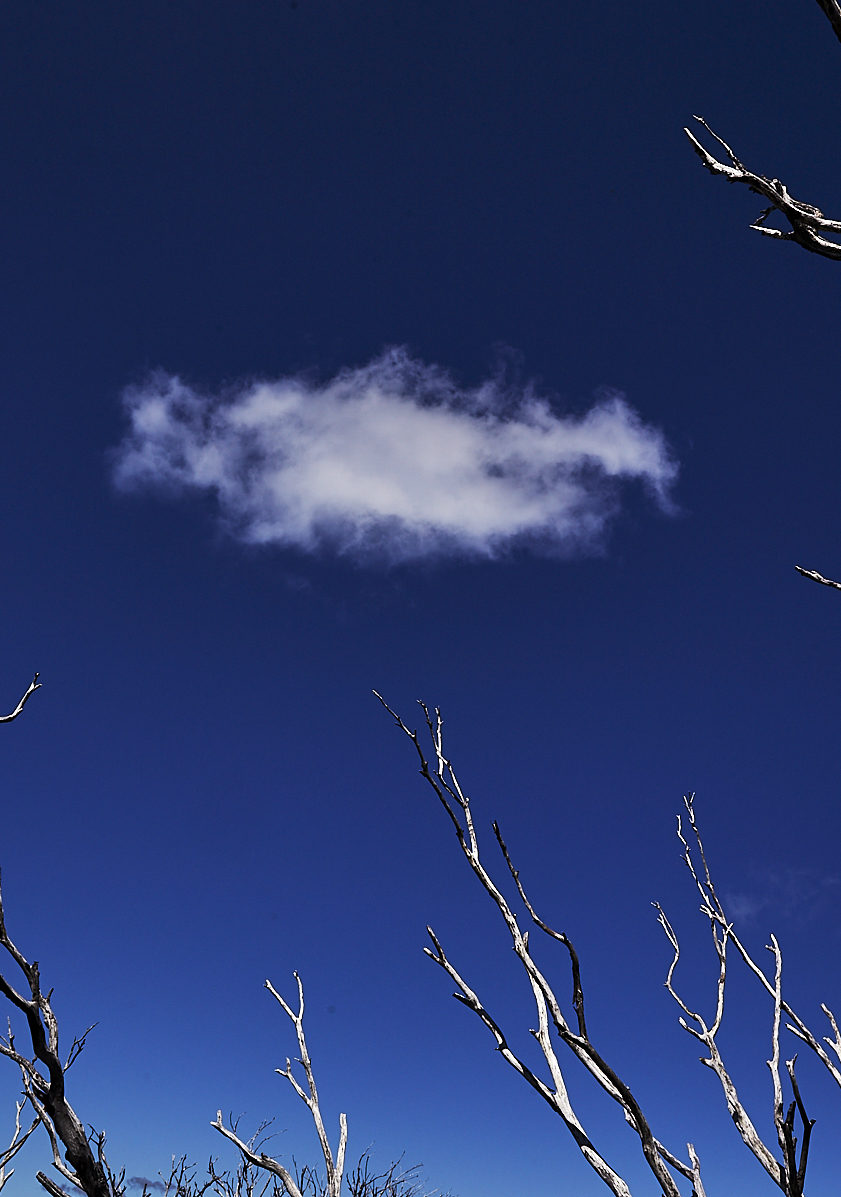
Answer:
[112, 348, 677, 563]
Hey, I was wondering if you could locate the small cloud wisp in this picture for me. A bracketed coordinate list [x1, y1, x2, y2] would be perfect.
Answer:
[113, 348, 677, 564]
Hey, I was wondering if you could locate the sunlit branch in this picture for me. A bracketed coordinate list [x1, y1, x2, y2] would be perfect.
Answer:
[795, 566, 841, 590]
[659, 797, 820, 1195]
[0, 1099, 39, 1192]
[377, 692, 701, 1197]
[0, 675, 40, 725]
[212, 974, 347, 1197]
[685, 117, 841, 260]
[0, 871, 113, 1197]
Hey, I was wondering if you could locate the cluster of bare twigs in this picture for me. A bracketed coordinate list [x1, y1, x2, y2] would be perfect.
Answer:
[376, 693, 841, 1197]
[136, 1150, 441, 1197]
[299, 1152, 443, 1197]
[209, 977, 448, 1197]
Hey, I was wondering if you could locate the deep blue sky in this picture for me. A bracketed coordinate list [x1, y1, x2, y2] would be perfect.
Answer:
[1, 2, 841, 1195]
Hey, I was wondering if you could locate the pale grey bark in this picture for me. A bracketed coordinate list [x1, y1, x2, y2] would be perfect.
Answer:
[377, 694, 841, 1197]
[0, 1099, 39, 1191]
[795, 564, 841, 590]
[0, 674, 40, 723]
[376, 693, 704, 1197]
[655, 796, 817, 1197]
[212, 974, 347, 1197]
[687, 1, 841, 260]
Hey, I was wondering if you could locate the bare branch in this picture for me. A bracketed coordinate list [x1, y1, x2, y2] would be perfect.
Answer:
[213, 975, 346, 1197]
[0, 1099, 40, 1191]
[685, 117, 841, 260]
[492, 821, 587, 1038]
[0, 674, 40, 724]
[814, 0, 841, 45]
[22, 1074, 84, 1191]
[655, 892, 783, 1186]
[673, 796, 841, 1093]
[379, 694, 692, 1197]
[795, 565, 841, 590]
[766, 937, 795, 1193]
[64, 1025, 97, 1073]
[212, 1116, 302, 1197]
[422, 927, 633, 1197]
[686, 1145, 707, 1197]
[786, 1057, 815, 1193]
[0, 872, 113, 1197]
[38, 1170, 72, 1197]
[659, 797, 832, 1196]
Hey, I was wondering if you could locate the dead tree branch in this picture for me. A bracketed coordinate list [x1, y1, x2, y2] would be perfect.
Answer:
[342, 1151, 446, 1197]
[814, 0, 841, 45]
[0, 871, 116, 1197]
[212, 975, 347, 1197]
[422, 926, 632, 1197]
[655, 795, 822, 1197]
[686, 2, 841, 258]
[665, 795, 841, 1095]
[213, 1117, 301, 1197]
[0, 1098, 40, 1191]
[685, 117, 841, 260]
[0, 674, 40, 724]
[795, 565, 841, 590]
[376, 692, 703, 1197]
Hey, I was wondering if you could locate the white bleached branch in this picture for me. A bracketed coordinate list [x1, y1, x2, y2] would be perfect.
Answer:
[686, 2, 841, 259]
[685, 117, 841, 260]
[0, 1099, 39, 1191]
[212, 974, 347, 1197]
[795, 565, 841, 590]
[0, 674, 40, 724]
[377, 692, 701, 1197]
[657, 795, 819, 1196]
[672, 795, 841, 1093]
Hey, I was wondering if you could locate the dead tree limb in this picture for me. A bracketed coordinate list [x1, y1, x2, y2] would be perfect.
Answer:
[665, 795, 841, 1095]
[376, 692, 703, 1197]
[814, 0, 841, 45]
[212, 974, 347, 1197]
[0, 871, 118, 1197]
[0, 1098, 39, 1191]
[687, 1, 841, 259]
[655, 795, 827, 1197]
[685, 117, 841, 260]
[0, 673, 40, 724]
[795, 565, 841, 590]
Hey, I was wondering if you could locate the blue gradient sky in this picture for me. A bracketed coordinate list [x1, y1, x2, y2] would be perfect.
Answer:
[1, 2, 841, 1195]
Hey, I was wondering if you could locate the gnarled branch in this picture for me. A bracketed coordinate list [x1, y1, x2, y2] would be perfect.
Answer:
[685, 117, 841, 261]
[0, 871, 114, 1197]
[687, 1, 841, 259]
